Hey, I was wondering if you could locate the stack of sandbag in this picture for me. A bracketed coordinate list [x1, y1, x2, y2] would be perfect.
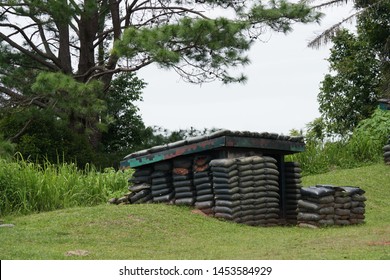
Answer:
[193, 155, 214, 214]
[237, 157, 256, 225]
[349, 187, 366, 225]
[298, 186, 335, 228]
[254, 156, 280, 226]
[284, 162, 303, 225]
[127, 166, 153, 204]
[151, 161, 174, 203]
[211, 158, 241, 222]
[172, 157, 194, 206]
[334, 186, 366, 225]
[384, 136, 390, 165]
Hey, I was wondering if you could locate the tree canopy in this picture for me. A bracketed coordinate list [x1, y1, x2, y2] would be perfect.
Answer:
[315, 0, 390, 136]
[0, 0, 321, 165]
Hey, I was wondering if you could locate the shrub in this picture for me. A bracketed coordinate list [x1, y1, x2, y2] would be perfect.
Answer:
[287, 109, 390, 175]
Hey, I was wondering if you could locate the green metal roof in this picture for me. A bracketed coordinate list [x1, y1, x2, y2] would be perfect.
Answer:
[120, 130, 305, 169]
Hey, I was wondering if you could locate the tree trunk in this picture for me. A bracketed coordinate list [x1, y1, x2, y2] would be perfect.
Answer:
[77, 2, 99, 80]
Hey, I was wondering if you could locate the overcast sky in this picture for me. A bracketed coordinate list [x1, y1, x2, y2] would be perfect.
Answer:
[135, 3, 356, 135]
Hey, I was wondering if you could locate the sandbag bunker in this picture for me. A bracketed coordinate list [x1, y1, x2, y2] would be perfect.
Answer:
[298, 185, 366, 228]
[118, 130, 366, 227]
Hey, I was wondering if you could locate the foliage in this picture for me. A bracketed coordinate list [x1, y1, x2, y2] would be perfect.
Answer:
[0, 0, 321, 155]
[0, 164, 389, 259]
[357, 0, 390, 97]
[318, 29, 381, 136]
[0, 156, 131, 216]
[316, 0, 390, 135]
[0, 134, 15, 158]
[287, 109, 390, 175]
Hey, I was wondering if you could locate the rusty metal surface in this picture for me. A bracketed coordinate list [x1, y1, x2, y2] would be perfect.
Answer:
[120, 130, 305, 169]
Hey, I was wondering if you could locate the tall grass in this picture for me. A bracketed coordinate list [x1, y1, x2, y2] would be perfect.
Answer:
[0, 156, 131, 216]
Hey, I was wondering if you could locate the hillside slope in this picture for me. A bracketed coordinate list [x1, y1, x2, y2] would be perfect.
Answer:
[0, 164, 389, 259]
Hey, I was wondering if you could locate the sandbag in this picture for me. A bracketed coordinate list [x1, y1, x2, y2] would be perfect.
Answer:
[129, 189, 151, 204]
[214, 193, 241, 201]
[215, 200, 241, 208]
[237, 164, 252, 172]
[351, 207, 365, 214]
[335, 196, 351, 204]
[300, 186, 335, 197]
[174, 186, 193, 193]
[214, 206, 241, 215]
[195, 182, 213, 191]
[193, 171, 210, 178]
[172, 174, 192, 181]
[151, 183, 171, 191]
[213, 176, 239, 184]
[210, 166, 236, 173]
[196, 194, 214, 202]
[214, 187, 239, 195]
[129, 183, 151, 192]
[210, 158, 237, 168]
[338, 186, 365, 195]
[297, 212, 322, 221]
[175, 191, 195, 199]
[212, 170, 238, 178]
[174, 197, 195, 205]
[193, 176, 212, 185]
[351, 194, 367, 202]
[213, 182, 239, 189]
[298, 200, 322, 212]
[151, 188, 173, 197]
[152, 177, 172, 185]
[239, 181, 254, 188]
[153, 192, 174, 202]
[239, 187, 255, 194]
[133, 193, 153, 204]
[172, 180, 193, 188]
[305, 195, 334, 204]
[196, 188, 213, 196]
[195, 201, 214, 210]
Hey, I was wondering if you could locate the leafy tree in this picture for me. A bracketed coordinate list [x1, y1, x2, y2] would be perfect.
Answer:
[313, 0, 389, 135]
[0, 0, 321, 157]
[318, 29, 381, 136]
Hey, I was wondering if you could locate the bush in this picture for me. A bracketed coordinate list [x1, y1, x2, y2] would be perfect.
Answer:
[287, 109, 390, 175]
[0, 134, 15, 159]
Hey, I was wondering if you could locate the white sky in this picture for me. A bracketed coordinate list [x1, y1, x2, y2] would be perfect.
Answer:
[136, 3, 356, 135]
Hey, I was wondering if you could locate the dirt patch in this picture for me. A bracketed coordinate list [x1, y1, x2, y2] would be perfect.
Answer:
[191, 209, 209, 217]
[65, 250, 90, 257]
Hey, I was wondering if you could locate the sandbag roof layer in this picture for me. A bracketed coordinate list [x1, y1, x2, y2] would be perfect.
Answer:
[121, 129, 305, 168]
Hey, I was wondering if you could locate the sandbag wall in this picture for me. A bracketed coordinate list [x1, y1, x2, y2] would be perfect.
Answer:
[297, 185, 366, 228]
[172, 157, 194, 206]
[210, 156, 281, 226]
[284, 162, 303, 225]
[384, 136, 390, 165]
[193, 156, 214, 215]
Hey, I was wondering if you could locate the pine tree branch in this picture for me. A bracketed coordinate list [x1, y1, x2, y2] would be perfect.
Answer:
[0, 24, 59, 70]
[9, 119, 33, 141]
[308, 11, 359, 48]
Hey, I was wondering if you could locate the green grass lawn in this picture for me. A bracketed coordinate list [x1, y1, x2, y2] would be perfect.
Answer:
[0, 164, 389, 260]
